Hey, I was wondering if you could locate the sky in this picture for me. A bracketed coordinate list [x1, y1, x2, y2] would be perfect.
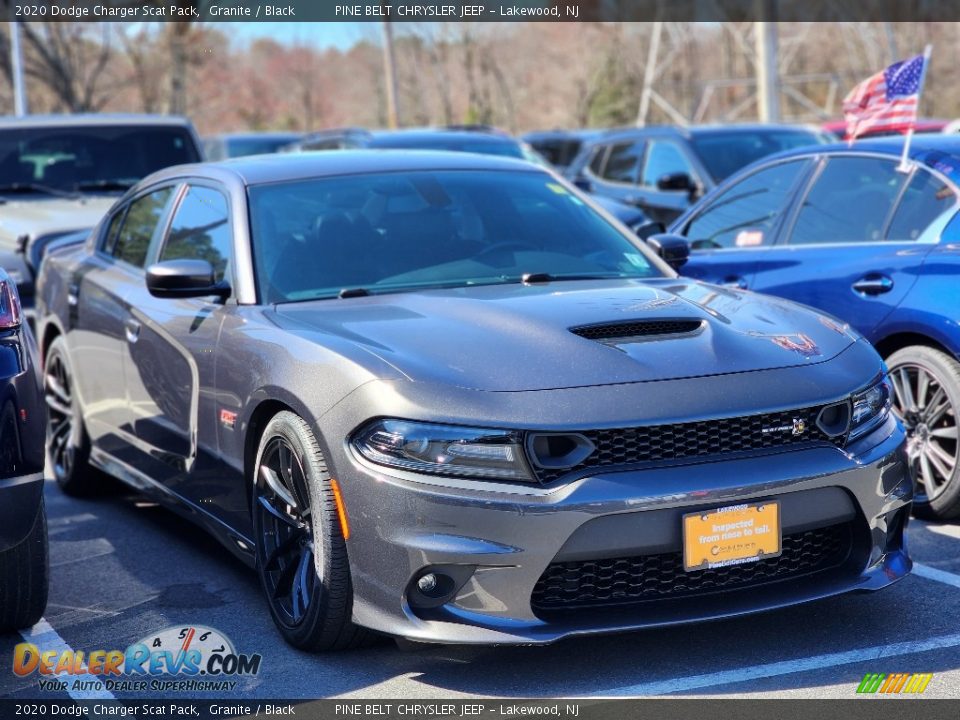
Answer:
[225, 22, 375, 50]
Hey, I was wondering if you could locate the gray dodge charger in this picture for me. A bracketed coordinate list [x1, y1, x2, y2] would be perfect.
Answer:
[35, 152, 912, 650]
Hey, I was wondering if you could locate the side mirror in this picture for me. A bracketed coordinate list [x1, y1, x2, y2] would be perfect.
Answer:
[633, 220, 665, 241]
[146, 259, 230, 300]
[573, 177, 593, 193]
[646, 233, 690, 271]
[656, 172, 696, 194]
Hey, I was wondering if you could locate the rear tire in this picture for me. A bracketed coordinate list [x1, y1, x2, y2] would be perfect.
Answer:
[252, 411, 371, 651]
[45, 336, 100, 497]
[0, 497, 49, 631]
[887, 345, 960, 520]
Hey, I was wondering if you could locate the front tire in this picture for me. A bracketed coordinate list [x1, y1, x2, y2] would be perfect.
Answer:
[251, 411, 369, 650]
[887, 345, 960, 520]
[0, 497, 49, 631]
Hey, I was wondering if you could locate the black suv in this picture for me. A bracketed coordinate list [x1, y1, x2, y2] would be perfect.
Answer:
[0, 272, 47, 630]
[565, 124, 831, 226]
[0, 114, 202, 322]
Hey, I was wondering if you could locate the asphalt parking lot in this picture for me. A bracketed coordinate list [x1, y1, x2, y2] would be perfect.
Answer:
[2, 477, 960, 701]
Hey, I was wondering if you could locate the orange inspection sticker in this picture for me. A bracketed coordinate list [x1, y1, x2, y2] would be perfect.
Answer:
[735, 230, 764, 247]
[682, 501, 781, 572]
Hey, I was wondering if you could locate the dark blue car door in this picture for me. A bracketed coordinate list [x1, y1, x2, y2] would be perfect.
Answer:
[746, 155, 947, 342]
[679, 157, 814, 289]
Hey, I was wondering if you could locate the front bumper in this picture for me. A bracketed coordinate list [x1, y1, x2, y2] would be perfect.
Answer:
[340, 416, 911, 645]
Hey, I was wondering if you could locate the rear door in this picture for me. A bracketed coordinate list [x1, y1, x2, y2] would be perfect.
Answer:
[66, 185, 178, 460]
[679, 158, 813, 289]
[121, 183, 233, 508]
[748, 155, 949, 340]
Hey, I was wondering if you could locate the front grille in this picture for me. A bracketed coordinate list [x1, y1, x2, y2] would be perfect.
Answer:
[531, 522, 853, 615]
[534, 405, 843, 483]
[571, 319, 703, 341]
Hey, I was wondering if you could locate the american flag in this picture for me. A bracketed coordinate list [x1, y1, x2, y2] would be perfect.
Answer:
[842, 54, 927, 140]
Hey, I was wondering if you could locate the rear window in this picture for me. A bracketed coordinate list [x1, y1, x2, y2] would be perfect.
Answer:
[691, 129, 825, 182]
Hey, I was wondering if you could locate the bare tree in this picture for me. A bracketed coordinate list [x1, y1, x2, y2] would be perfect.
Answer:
[18, 23, 113, 112]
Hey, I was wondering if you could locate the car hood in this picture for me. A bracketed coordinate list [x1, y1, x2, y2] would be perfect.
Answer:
[0, 196, 114, 247]
[271, 278, 861, 392]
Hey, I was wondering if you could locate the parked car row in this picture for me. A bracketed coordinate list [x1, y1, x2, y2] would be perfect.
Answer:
[1, 111, 952, 657]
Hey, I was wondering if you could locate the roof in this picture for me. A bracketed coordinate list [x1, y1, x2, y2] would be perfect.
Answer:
[207, 132, 303, 141]
[141, 149, 543, 187]
[593, 123, 823, 143]
[756, 134, 960, 184]
[521, 129, 604, 142]
[366, 129, 520, 147]
[0, 113, 195, 129]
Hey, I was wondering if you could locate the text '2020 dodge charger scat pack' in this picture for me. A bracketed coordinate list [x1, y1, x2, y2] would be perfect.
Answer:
[36, 152, 912, 650]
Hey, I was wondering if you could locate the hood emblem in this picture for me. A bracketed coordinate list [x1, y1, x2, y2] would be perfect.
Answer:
[761, 418, 806, 437]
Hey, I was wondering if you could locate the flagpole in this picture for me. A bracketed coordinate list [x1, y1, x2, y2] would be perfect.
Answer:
[898, 44, 933, 173]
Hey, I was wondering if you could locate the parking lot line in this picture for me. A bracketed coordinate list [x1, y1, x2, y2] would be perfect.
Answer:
[912, 562, 960, 590]
[19, 618, 115, 701]
[590, 630, 960, 696]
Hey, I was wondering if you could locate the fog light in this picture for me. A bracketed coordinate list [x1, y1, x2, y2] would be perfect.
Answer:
[417, 573, 438, 594]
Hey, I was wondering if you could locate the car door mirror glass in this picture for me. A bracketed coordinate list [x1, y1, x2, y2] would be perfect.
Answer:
[657, 172, 695, 193]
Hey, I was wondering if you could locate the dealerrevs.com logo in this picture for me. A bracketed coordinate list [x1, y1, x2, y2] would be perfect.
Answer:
[856, 672, 934, 694]
[13, 625, 262, 693]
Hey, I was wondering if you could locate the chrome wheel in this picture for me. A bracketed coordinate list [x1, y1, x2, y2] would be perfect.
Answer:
[891, 363, 959, 503]
[255, 436, 317, 627]
[44, 351, 76, 480]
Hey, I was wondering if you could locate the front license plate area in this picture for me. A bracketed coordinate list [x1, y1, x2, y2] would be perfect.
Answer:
[682, 501, 781, 572]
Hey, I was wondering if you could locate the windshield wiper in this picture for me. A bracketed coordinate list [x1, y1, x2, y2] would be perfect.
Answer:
[0, 182, 79, 199]
[74, 179, 136, 192]
[338, 288, 370, 298]
[520, 272, 624, 284]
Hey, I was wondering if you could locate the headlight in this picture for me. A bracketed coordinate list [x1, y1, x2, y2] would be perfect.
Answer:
[849, 376, 893, 441]
[352, 419, 535, 482]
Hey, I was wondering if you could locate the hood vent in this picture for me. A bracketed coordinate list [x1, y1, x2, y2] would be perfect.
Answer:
[571, 318, 705, 343]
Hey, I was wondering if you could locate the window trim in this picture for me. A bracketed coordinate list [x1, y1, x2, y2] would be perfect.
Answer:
[780, 151, 960, 248]
[152, 181, 236, 288]
[96, 181, 183, 272]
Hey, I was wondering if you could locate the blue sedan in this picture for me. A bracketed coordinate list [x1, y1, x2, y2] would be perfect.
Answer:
[668, 135, 960, 519]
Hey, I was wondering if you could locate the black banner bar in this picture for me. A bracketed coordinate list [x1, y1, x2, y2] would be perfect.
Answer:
[3, 0, 960, 23]
[1, 699, 959, 720]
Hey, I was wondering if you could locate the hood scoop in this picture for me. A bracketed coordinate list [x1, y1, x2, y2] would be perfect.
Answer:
[571, 318, 705, 343]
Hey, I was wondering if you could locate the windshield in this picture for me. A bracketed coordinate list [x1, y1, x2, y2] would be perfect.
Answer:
[691, 129, 826, 182]
[0, 125, 200, 194]
[249, 170, 663, 304]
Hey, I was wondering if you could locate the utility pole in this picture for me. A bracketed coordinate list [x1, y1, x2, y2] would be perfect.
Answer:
[755, 13, 781, 122]
[10, 21, 28, 116]
[381, 20, 400, 128]
[636, 21, 663, 127]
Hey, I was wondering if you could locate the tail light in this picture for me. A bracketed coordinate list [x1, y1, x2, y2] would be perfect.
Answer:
[0, 280, 22, 329]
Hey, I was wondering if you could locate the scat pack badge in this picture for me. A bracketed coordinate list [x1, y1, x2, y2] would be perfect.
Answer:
[13, 625, 261, 692]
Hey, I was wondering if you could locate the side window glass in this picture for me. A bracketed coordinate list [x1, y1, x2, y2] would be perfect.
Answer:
[641, 141, 696, 187]
[600, 142, 644, 183]
[112, 187, 175, 268]
[588, 145, 608, 176]
[683, 160, 806, 249]
[101, 209, 126, 254]
[160, 186, 232, 282]
[789, 156, 904, 245]
[887, 169, 957, 241]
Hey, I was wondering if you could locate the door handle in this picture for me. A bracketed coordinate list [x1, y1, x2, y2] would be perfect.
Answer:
[67, 283, 79, 307]
[722, 276, 748, 290]
[124, 318, 141, 344]
[852, 275, 894, 295]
